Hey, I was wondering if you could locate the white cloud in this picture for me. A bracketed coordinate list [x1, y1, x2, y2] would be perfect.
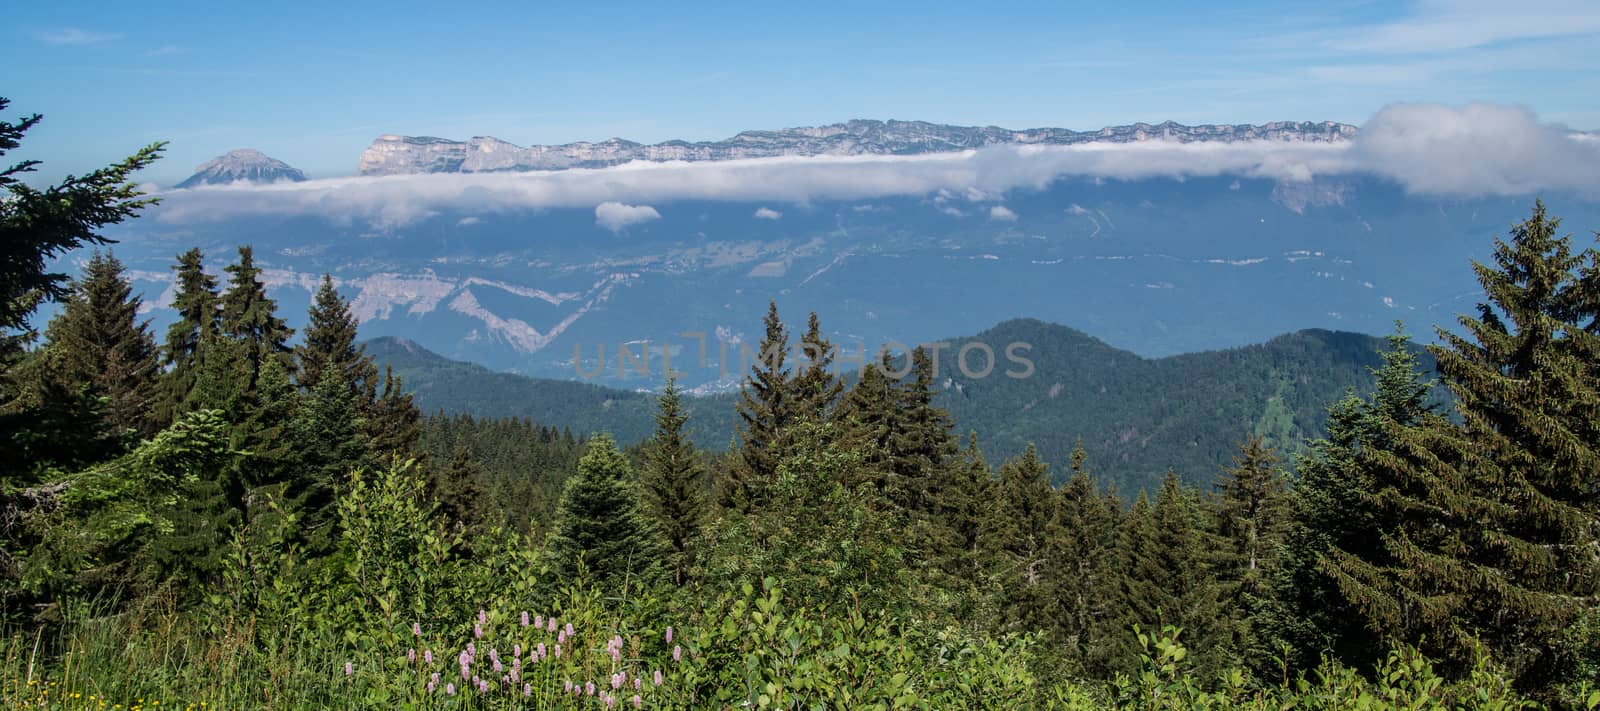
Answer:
[594, 202, 660, 233]
[36, 28, 119, 45]
[150, 103, 1600, 227]
[989, 205, 1018, 221]
[753, 206, 782, 220]
[456, 216, 481, 226]
[1327, 0, 1600, 54]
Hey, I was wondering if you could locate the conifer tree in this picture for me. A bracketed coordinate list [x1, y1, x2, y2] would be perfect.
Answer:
[427, 444, 487, 535]
[1212, 435, 1290, 668]
[545, 433, 662, 589]
[295, 274, 374, 394]
[836, 348, 899, 492]
[640, 378, 706, 585]
[159, 248, 219, 420]
[289, 367, 370, 557]
[721, 300, 792, 512]
[892, 346, 958, 515]
[1313, 203, 1600, 687]
[219, 245, 293, 391]
[368, 365, 421, 458]
[40, 252, 161, 440]
[1046, 439, 1123, 676]
[1271, 328, 1431, 672]
[1118, 473, 1230, 676]
[791, 312, 842, 421]
[980, 444, 1056, 633]
[937, 433, 993, 583]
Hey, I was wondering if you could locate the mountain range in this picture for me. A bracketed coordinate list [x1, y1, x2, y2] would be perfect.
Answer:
[355, 119, 1358, 175]
[369, 319, 1439, 494]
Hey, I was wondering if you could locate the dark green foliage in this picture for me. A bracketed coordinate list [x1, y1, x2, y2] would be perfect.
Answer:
[1271, 329, 1431, 672]
[368, 365, 420, 458]
[1118, 473, 1231, 677]
[1046, 441, 1126, 677]
[545, 433, 662, 590]
[294, 274, 374, 394]
[426, 444, 488, 536]
[722, 300, 793, 512]
[159, 248, 219, 421]
[0, 98, 163, 349]
[38, 252, 161, 442]
[417, 413, 582, 538]
[702, 420, 910, 613]
[792, 311, 842, 421]
[219, 245, 294, 390]
[1211, 435, 1290, 671]
[981, 444, 1056, 633]
[641, 378, 707, 585]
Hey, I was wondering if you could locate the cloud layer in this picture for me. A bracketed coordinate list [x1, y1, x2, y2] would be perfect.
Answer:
[154, 103, 1600, 227]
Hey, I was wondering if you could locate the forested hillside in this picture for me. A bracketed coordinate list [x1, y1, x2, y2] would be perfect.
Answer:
[373, 322, 1436, 494]
[3, 99, 1597, 708]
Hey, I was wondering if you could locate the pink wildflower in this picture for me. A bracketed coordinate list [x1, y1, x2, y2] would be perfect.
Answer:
[634, 677, 642, 690]
[344, 661, 353, 677]
[535, 614, 544, 628]
[474, 623, 483, 639]
[547, 618, 557, 633]
[554, 643, 563, 658]
[565, 622, 575, 637]
[521, 611, 529, 627]
[524, 682, 532, 697]
[673, 644, 682, 662]
[407, 648, 416, 663]
[666, 625, 673, 644]
[412, 621, 422, 636]
[425, 649, 434, 664]
[446, 683, 456, 696]
[654, 669, 663, 686]
[586, 680, 596, 696]
[633, 694, 642, 708]
[478, 608, 488, 626]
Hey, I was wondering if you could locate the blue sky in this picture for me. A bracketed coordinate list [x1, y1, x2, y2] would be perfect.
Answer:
[6, 0, 1598, 182]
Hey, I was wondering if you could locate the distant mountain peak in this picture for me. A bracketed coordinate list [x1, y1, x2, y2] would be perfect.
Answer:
[357, 119, 1358, 176]
[177, 148, 306, 188]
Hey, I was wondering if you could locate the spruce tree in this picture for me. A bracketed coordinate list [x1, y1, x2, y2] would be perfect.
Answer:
[892, 346, 958, 515]
[937, 433, 993, 584]
[979, 444, 1056, 634]
[1118, 473, 1230, 676]
[39, 252, 161, 440]
[640, 378, 706, 585]
[295, 274, 374, 394]
[721, 300, 792, 512]
[159, 248, 219, 420]
[219, 245, 293, 391]
[791, 312, 841, 421]
[368, 365, 421, 458]
[1212, 435, 1290, 669]
[1272, 329, 1431, 672]
[1046, 439, 1123, 676]
[427, 444, 487, 536]
[545, 433, 662, 590]
[1321, 202, 1600, 687]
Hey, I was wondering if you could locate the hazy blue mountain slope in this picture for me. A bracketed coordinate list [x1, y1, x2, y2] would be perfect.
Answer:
[371, 319, 1434, 494]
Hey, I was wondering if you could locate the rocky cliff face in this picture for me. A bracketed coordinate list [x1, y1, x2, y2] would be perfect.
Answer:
[358, 119, 1359, 175]
[177, 149, 307, 188]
